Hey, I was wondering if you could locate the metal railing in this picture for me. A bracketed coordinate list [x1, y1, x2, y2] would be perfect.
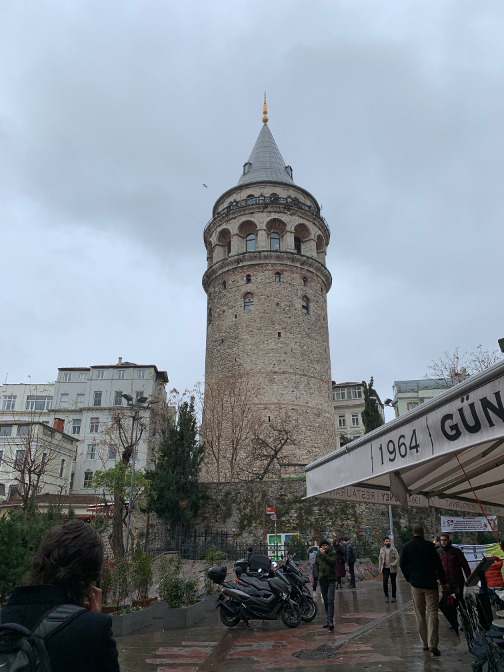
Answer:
[204, 195, 330, 236]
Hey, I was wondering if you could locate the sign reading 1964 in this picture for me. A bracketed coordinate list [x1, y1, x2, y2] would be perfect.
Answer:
[372, 428, 421, 470]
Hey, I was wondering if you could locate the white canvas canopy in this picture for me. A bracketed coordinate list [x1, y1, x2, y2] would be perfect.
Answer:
[305, 360, 504, 516]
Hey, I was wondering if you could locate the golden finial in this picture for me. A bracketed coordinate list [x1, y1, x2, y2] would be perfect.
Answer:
[262, 93, 268, 124]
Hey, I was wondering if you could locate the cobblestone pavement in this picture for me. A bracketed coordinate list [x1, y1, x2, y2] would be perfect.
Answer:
[117, 577, 472, 671]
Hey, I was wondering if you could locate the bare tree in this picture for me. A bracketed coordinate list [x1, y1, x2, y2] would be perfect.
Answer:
[426, 345, 503, 388]
[242, 412, 299, 482]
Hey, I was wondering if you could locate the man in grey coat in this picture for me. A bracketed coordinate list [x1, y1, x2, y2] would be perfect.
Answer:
[378, 536, 399, 603]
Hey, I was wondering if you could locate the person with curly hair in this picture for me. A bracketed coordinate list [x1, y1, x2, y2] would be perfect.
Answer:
[0, 519, 120, 672]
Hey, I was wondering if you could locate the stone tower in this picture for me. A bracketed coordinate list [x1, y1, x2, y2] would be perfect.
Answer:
[202, 100, 337, 481]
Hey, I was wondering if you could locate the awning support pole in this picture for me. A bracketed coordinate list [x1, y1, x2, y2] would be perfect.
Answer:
[388, 505, 394, 548]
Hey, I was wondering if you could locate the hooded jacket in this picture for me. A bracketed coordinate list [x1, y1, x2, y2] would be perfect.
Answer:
[437, 542, 471, 586]
[314, 548, 337, 582]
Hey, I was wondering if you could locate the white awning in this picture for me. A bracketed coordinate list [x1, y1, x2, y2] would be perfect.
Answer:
[305, 360, 504, 516]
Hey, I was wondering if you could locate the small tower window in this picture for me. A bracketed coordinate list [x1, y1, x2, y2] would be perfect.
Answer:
[275, 272, 281, 283]
[294, 236, 302, 254]
[302, 297, 309, 314]
[246, 274, 251, 284]
[244, 293, 254, 311]
[227, 240, 231, 256]
[222, 280, 226, 289]
[270, 193, 279, 202]
[303, 277, 307, 286]
[246, 194, 255, 204]
[246, 233, 256, 252]
[270, 232, 280, 251]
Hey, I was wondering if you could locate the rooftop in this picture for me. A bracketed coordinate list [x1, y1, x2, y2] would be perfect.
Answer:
[393, 379, 449, 393]
[237, 123, 294, 187]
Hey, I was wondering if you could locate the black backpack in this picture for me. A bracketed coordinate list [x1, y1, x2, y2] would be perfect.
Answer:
[0, 604, 85, 672]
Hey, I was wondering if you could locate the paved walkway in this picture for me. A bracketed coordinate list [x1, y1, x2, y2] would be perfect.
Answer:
[117, 577, 472, 671]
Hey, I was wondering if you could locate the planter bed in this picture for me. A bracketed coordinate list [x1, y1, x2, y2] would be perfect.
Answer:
[111, 599, 207, 637]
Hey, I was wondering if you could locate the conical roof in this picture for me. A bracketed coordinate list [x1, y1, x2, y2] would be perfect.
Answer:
[237, 124, 294, 186]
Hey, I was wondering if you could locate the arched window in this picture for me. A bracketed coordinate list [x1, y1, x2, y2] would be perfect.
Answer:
[294, 236, 302, 254]
[246, 194, 255, 205]
[222, 280, 226, 290]
[270, 193, 279, 202]
[244, 293, 254, 311]
[270, 232, 280, 251]
[303, 277, 307, 286]
[275, 272, 281, 283]
[246, 274, 251, 284]
[302, 297, 309, 314]
[246, 233, 256, 252]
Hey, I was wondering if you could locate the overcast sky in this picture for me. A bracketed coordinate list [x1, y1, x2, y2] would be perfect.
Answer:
[1, 0, 503, 421]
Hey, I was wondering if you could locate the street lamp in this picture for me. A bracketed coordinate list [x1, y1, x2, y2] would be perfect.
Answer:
[369, 394, 395, 548]
[122, 394, 159, 556]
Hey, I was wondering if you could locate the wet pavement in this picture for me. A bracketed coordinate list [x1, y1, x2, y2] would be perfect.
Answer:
[117, 577, 472, 671]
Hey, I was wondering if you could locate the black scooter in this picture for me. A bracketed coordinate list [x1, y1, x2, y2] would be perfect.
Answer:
[208, 565, 302, 629]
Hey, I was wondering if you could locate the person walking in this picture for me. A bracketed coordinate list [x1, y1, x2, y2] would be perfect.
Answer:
[334, 538, 346, 589]
[308, 541, 319, 597]
[344, 537, 357, 588]
[378, 536, 399, 603]
[400, 524, 449, 657]
[437, 533, 471, 601]
[314, 538, 336, 630]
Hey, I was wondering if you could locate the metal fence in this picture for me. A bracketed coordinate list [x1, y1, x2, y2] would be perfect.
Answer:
[142, 528, 381, 562]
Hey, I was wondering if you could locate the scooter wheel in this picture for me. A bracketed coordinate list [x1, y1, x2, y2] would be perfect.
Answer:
[299, 596, 317, 622]
[220, 607, 240, 627]
[280, 603, 302, 628]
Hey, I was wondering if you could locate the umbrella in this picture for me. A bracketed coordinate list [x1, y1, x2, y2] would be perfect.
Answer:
[439, 593, 459, 636]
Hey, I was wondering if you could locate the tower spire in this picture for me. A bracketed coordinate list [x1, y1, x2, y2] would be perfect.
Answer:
[262, 93, 268, 124]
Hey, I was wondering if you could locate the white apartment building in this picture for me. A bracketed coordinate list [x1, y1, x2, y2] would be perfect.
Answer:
[392, 379, 449, 417]
[332, 381, 384, 449]
[0, 359, 168, 499]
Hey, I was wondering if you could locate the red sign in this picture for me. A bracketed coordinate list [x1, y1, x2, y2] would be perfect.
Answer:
[271, 514, 277, 521]
[266, 507, 275, 515]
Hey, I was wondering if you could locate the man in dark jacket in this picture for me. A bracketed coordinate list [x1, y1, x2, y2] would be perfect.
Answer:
[400, 524, 449, 657]
[314, 539, 336, 630]
[438, 533, 471, 599]
[344, 537, 357, 588]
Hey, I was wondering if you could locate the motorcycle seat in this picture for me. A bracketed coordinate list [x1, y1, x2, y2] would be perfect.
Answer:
[241, 576, 272, 592]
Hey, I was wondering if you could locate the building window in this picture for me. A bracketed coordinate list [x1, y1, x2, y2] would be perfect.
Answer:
[407, 402, 419, 411]
[0, 450, 3, 470]
[303, 277, 307, 286]
[15, 449, 25, 469]
[96, 370, 104, 380]
[246, 194, 255, 204]
[117, 370, 125, 380]
[270, 192, 279, 201]
[79, 373, 88, 382]
[294, 236, 302, 254]
[351, 414, 360, 427]
[227, 240, 231, 256]
[18, 425, 30, 436]
[76, 394, 85, 408]
[25, 396, 53, 411]
[83, 470, 93, 488]
[2, 395, 16, 410]
[246, 274, 252, 284]
[222, 280, 227, 290]
[0, 426, 12, 437]
[275, 272, 281, 282]
[60, 394, 69, 408]
[333, 389, 346, 400]
[41, 452, 48, 467]
[72, 419, 81, 435]
[270, 232, 280, 251]
[70, 472, 75, 490]
[86, 444, 96, 460]
[351, 387, 363, 399]
[137, 370, 145, 379]
[93, 391, 102, 407]
[246, 233, 255, 252]
[244, 293, 254, 311]
[90, 417, 99, 433]
[301, 297, 309, 314]
[63, 373, 72, 382]
[135, 391, 145, 402]
[114, 391, 123, 406]
[59, 459, 66, 478]
[43, 426, 53, 438]
[108, 444, 117, 460]
[338, 416, 346, 428]
[8, 484, 19, 500]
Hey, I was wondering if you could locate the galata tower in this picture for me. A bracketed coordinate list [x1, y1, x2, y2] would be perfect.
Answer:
[202, 99, 337, 482]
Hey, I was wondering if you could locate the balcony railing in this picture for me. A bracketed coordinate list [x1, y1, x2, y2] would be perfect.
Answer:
[204, 195, 330, 235]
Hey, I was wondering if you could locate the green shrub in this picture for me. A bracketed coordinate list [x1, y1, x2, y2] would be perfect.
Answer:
[477, 531, 496, 545]
[285, 534, 308, 561]
[159, 555, 184, 608]
[202, 546, 227, 595]
[184, 578, 199, 605]
[132, 547, 153, 599]
[399, 525, 414, 545]
[112, 558, 131, 609]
